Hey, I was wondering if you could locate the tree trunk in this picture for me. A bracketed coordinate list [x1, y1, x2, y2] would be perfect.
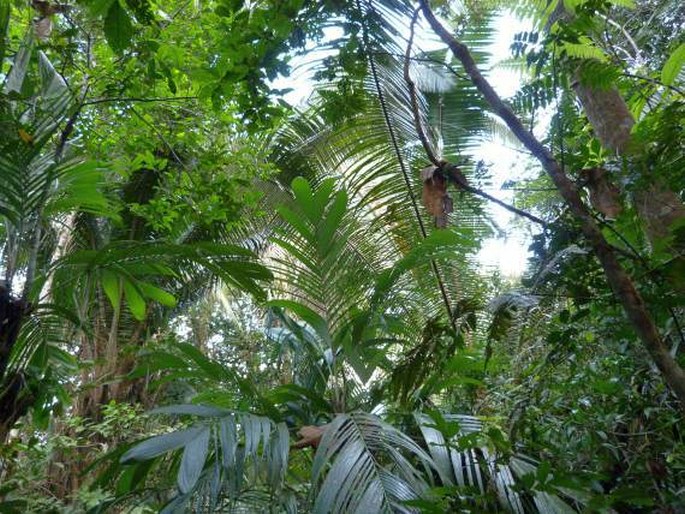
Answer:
[0, 285, 33, 444]
[573, 80, 685, 255]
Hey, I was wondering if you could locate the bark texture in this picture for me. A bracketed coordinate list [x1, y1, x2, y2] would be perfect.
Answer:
[419, 0, 685, 409]
[574, 82, 635, 154]
[0, 285, 33, 443]
[574, 75, 685, 253]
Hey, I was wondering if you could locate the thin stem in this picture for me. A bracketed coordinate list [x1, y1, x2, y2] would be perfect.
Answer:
[359, 0, 456, 329]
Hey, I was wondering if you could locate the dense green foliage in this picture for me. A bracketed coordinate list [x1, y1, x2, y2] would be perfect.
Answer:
[0, 0, 683, 512]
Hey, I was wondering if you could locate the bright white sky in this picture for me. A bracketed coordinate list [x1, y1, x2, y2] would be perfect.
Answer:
[275, 11, 539, 278]
[471, 14, 539, 278]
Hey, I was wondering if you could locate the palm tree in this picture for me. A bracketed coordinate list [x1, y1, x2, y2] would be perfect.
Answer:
[0, 27, 271, 456]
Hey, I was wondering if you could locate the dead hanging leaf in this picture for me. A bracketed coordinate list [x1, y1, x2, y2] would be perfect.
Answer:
[422, 173, 446, 217]
[421, 165, 452, 228]
[420, 165, 438, 182]
[580, 168, 622, 219]
[443, 195, 453, 214]
[33, 16, 53, 40]
[293, 424, 329, 449]
[31, 2, 69, 41]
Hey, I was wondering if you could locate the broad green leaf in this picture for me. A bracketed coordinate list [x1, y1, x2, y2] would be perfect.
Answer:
[101, 270, 121, 311]
[219, 415, 237, 469]
[277, 205, 314, 241]
[175, 342, 233, 380]
[267, 299, 329, 342]
[291, 176, 318, 223]
[318, 189, 348, 253]
[129, 351, 189, 377]
[5, 32, 34, 94]
[123, 279, 146, 320]
[104, 1, 134, 54]
[661, 43, 685, 86]
[121, 427, 205, 462]
[89, 0, 116, 16]
[312, 178, 336, 216]
[37, 51, 68, 99]
[137, 281, 177, 308]
[178, 426, 210, 493]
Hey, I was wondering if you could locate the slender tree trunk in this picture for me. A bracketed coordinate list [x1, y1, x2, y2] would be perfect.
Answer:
[419, 0, 685, 409]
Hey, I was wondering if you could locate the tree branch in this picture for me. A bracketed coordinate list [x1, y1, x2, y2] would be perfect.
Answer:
[404, 10, 547, 227]
[82, 96, 197, 107]
[419, 0, 685, 409]
[404, 9, 440, 167]
[358, 0, 456, 331]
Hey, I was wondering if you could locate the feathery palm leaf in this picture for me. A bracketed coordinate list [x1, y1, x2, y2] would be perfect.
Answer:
[311, 412, 435, 514]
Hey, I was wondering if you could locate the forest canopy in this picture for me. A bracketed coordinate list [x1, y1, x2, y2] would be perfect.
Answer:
[0, 0, 684, 512]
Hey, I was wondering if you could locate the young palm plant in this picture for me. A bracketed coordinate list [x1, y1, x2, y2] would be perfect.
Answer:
[106, 177, 580, 512]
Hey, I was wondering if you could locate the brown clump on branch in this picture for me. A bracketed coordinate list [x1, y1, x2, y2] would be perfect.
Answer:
[420, 165, 453, 228]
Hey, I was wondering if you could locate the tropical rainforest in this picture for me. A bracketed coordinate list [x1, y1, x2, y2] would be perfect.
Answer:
[0, 0, 684, 512]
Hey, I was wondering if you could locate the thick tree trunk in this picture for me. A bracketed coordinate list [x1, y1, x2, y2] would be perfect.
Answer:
[574, 80, 685, 253]
[573, 82, 634, 154]
[0, 285, 33, 444]
[419, 0, 685, 410]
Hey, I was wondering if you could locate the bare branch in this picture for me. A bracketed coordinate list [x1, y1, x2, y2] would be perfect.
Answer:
[82, 96, 197, 107]
[404, 10, 547, 227]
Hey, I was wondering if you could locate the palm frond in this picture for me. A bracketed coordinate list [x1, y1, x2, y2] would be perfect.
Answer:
[116, 407, 290, 513]
[311, 412, 435, 514]
[415, 412, 581, 512]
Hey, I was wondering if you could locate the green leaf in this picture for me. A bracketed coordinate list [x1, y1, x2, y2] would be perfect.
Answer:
[104, 0, 134, 54]
[318, 189, 348, 253]
[312, 178, 336, 217]
[175, 342, 233, 381]
[5, 33, 34, 94]
[276, 205, 314, 241]
[267, 299, 329, 342]
[123, 279, 146, 320]
[661, 43, 685, 86]
[560, 41, 607, 62]
[89, 0, 116, 17]
[178, 427, 210, 493]
[121, 427, 205, 462]
[38, 51, 68, 99]
[291, 176, 317, 223]
[608, 0, 635, 7]
[0, 0, 9, 66]
[101, 270, 121, 311]
[137, 281, 177, 307]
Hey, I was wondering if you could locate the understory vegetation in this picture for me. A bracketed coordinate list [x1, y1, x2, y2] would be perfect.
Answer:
[0, 0, 684, 512]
